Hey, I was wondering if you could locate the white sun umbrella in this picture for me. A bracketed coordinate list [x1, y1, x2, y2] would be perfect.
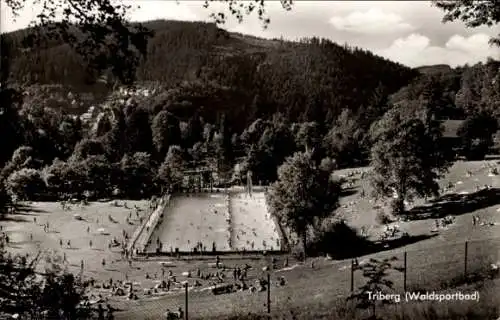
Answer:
[97, 228, 107, 235]
[73, 213, 82, 220]
[89, 298, 102, 305]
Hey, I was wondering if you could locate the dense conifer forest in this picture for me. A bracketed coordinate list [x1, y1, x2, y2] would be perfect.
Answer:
[0, 20, 498, 200]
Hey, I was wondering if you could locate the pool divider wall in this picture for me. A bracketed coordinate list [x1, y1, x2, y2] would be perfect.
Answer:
[139, 194, 171, 252]
[133, 189, 291, 257]
[226, 190, 233, 250]
[128, 194, 171, 254]
[127, 206, 152, 254]
[137, 249, 286, 257]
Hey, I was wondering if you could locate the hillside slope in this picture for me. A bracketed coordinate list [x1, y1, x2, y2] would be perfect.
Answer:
[1, 20, 418, 124]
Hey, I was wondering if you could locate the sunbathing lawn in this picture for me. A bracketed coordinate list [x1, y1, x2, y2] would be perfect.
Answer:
[1, 161, 499, 319]
[0, 200, 151, 279]
[113, 160, 500, 319]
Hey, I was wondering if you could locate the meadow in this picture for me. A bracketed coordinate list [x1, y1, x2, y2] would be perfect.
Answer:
[0, 200, 150, 280]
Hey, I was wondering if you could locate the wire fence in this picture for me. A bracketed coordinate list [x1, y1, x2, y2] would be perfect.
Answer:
[345, 236, 500, 294]
[400, 237, 500, 292]
[146, 236, 500, 320]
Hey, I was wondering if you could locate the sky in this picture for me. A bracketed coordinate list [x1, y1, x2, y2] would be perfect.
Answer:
[1, 0, 499, 68]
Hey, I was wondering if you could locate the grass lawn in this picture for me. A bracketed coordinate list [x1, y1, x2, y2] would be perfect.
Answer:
[1, 161, 499, 319]
[112, 160, 500, 319]
[0, 200, 151, 281]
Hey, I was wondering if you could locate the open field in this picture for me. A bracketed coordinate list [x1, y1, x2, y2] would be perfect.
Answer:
[0, 200, 150, 279]
[1, 160, 499, 319]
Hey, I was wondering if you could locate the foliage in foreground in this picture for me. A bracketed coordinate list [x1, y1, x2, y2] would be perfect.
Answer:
[348, 257, 403, 320]
[433, 0, 500, 46]
[0, 238, 90, 319]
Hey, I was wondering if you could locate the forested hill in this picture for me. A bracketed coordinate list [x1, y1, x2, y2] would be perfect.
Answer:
[416, 64, 452, 75]
[0, 19, 498, 194]
[1, 20, 418, 123]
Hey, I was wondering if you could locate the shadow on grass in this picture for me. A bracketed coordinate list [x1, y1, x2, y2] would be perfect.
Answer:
[368, 233, 438, 253]
[408, 266, 500, 293]
[0, 215, 29, 222]
[333, 234, 437, 260]
[14, 204, 48, 214]
[6, 244, 23, 249]
[309, 222, 438, 260]
[406, 188, 500, 220]
[340, 188, 358, 198]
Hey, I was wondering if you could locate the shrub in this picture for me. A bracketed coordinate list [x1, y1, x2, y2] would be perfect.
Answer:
[307, 219, 371, 259]
[6, 168, 46, 201]
[390, 198, 405, 216]
[348, 257, 402, 320]
[290, 243, 305, 261]
[376, 210, 393, 225]
[319, 157, 337, 173]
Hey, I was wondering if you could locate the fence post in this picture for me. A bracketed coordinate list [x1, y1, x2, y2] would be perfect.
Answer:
[464, 241, 468, 278]
[267, 272, 271, 314]
[185, 282, 188, 320]
[350, 259, 354, 293]
[403, 251, 407, 292]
